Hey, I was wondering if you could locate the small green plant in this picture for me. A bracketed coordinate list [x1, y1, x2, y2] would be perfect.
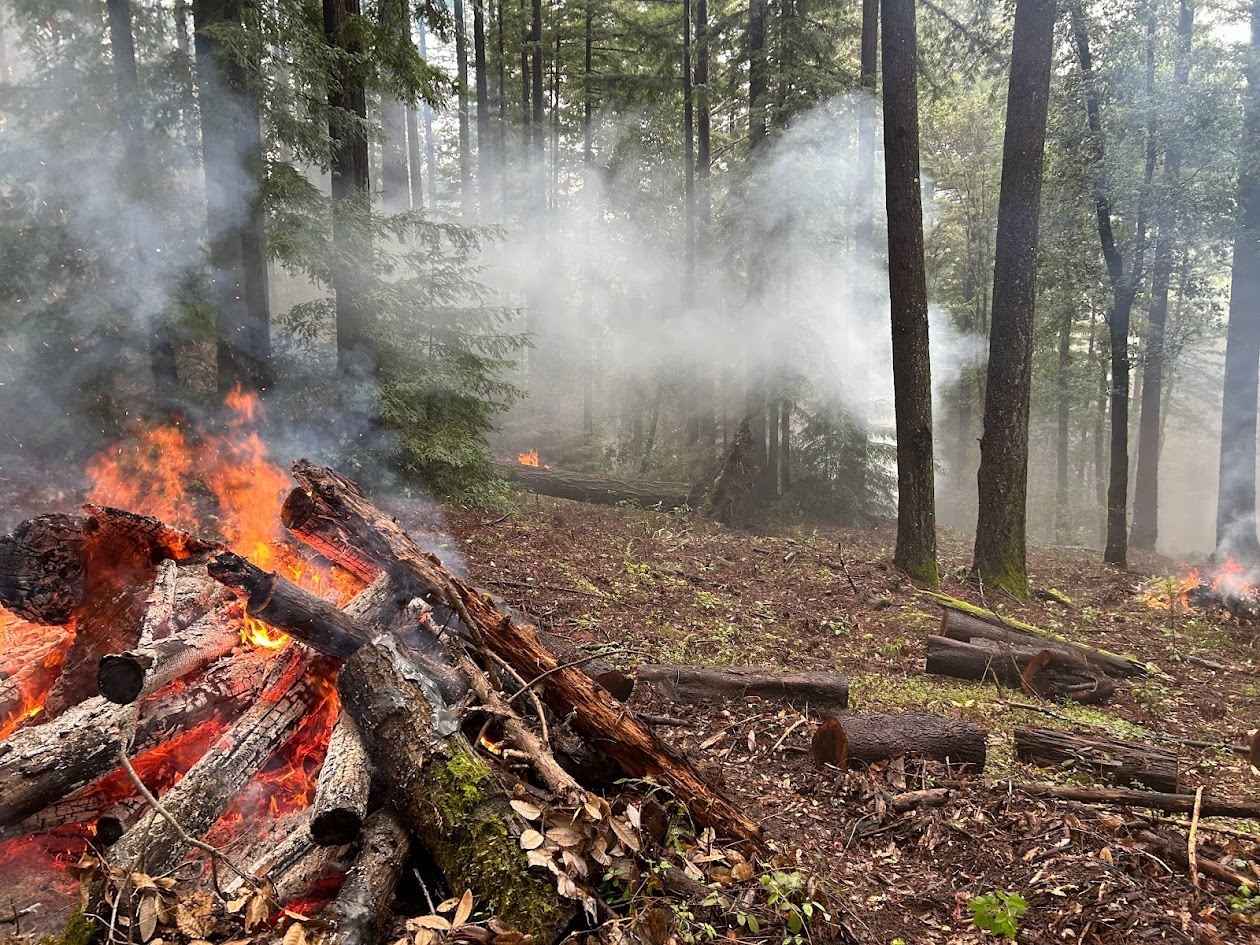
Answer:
[760, 869, 831, 944]
[876, 638, 908, 659]
[968, 891, 1027, 938]
[1231, 884, 1260, 916]
[694, 590, 721, 610]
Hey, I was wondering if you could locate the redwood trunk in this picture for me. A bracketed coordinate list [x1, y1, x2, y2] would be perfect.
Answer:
[635, 664, 849, 716]
[820, 713, 986, 770]
[925, 635, 1115, 704]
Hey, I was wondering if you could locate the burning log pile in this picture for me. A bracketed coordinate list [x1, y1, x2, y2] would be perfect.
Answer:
[0, 428, 771, 945]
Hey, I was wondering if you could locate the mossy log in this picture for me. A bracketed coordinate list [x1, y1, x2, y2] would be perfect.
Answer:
[338, 638, 575, 942]
[930, 597, 1149, 678]
[284, 460, 765, 850]
[925, 635, 1115, 705]
[1013, 725, 1180, 793]
[635, 664, 849, 716]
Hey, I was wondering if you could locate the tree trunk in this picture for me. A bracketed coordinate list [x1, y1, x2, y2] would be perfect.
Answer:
[635, 664, 848, 716]
[406, 106, 423, 210]
[882, 0, 938, 585]
[455, 0, 471, 217]
[1013, 783, 1260, 820]
[581, 1, 594, 437]
[1055, 310, 1072, 542]
[419, 18, 439, 210]
[1013, 725, 1179, 792]
[379, 0, 410, 213]
[1132, 1, 1193, 551]
[936, 604, 1148, 677]
[531, 0, 544, 212]
[1216, 0, 1260, 558]
[683, 0, 699, 448]
[816, 712, 986, 771]
[495, 462, 689, 510]
[96, 603, 238, 705]
[474, 0, 491, 218]
[748, 0, 767, 149]
[193, 0, 270, 394]
[695, 0, 714, 447]
[325, 0, 374, 387]
[971, 0, 1056, 598]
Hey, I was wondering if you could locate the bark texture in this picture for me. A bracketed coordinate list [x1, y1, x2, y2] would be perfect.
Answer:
[635, 664, 849, 716]
[324, 808, 411, 945]
[972, 0, 1057, 597]
[495, 462, 690, 511]
[925, 635, 1115, 705]
[881, 0, 938, 585]
[1013, 725, 1179, 793]
[821, 713, 986, 771]
[310, 712, 371, 846]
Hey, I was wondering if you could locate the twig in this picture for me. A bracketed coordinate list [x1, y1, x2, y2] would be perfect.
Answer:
[636, 713, 697, 728]
[1188, 786, 1203, 888]
[769, 716, 808, 755]
[484, 578, 605, 599]
[479, 513, 512, 527]
[487, 651, 552, 752]
[831, 545, 860, 595]
[503, 652, 617, 707]
[1147, 814, 1260, 842]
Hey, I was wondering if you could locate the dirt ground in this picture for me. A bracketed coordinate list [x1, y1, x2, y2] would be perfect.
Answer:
[425, 495, 1260, 945]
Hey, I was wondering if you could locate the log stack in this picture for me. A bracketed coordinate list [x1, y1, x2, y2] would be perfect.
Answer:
[0, 464, 769, 945]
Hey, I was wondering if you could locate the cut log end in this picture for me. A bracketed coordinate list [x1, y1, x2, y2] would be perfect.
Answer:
[311, 809, 365, 848]
[97, 653, 149, 705]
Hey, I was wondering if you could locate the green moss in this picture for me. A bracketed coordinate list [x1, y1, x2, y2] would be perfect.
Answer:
[426, 742, 571, 939]
[29, 908, 98, 945]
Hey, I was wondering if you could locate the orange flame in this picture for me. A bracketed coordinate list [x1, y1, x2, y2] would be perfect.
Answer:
[1140, 569, 1199, 613]
[518, 449, 540, 467]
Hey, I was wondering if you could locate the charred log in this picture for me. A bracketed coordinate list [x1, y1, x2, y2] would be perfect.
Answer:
[494, 462, 690, 511]
[97, 604, 239, 705]
[324, 808, 411, 945]
[815, 713, 986, 771]
[925, 634, 1115, 704]
[635, 664, 849, 716]
[0, 648, 273, 828]
[1014, 725, 1180, 793]
[108, 649, 323, 879]
[310, 713, 371, 846]
[285, 460, 765, 849]
[337, 636, 574, 941]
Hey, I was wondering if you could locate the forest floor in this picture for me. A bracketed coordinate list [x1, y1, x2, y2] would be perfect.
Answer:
[419, 494, 1260, 945]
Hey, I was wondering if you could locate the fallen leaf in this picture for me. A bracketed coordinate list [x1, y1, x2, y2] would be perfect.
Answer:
[520, 830, 545, 851]
[511, 800, 543, 821]
[454, 890, 474, 927]
[412, 915, 453, 931]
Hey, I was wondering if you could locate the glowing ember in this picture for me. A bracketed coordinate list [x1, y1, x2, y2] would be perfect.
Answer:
[518, 449, 540, 467]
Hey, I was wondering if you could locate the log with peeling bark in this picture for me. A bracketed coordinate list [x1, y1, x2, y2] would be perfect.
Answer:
[635, 664, 849, 715]
[0, 647, 274, 828]
[226, 822, 343, 904]
[284, 460, 766, 849]
[934, 602, 1148, 678]
[1014, 725, 1180, 793]
[0, 508, 218, 625]
[817, 713, 987, 771]
[324, 808, 411, 945]
[925, 635, 1115, 705]
[107, 649, 324, 880]
[338, 636, 575, 941]
[310, 713, 371, 846]
[493, 461, 690, 511]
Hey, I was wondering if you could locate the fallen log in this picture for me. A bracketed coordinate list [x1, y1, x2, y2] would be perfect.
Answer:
[324, 808, 411, 945]
[1137, 830, 1256, 892]
[494, 462, 690, 511]
[929, 595, 1149, 678]
[226, 823, 342, 904]
[284, 460, 765, 849]
[338, 636, 574, 941]
[310, 713, 371, 846]
[635, 664, 849, 716]
[1014, 725, 1180, 793]
[814, 713, 986, 771]
[0, 648, 273, 828]
[107, 649, 322, 880]
[925, 635, 1115, 705]
[1011, 782, 1260, 819]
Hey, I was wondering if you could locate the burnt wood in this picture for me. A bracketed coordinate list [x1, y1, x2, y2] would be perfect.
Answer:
[310, 712, 370, 845]
[925, 634, 1115, 704]
[1014, 725, 1180, 793]
[636, 664, 849, 715]
[285, 460, 765, 849]
[324, 808, 411, 945]
[108, 649, 323, 879]
[0, 647, 274, 828]
[338, 636, 574, 941]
